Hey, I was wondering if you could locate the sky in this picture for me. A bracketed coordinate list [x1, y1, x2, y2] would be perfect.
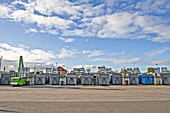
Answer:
[0, 0, 170, 72]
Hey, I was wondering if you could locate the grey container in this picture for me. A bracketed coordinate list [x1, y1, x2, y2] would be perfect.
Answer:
[98, 74, 110, 86]
[112, 74, 122, 85]
[129, 74, 139, 85]
[34, 74, 46, 85]
[50, 74, 60, 85]
[161, 74, 170, 85]
[66, 75, 77, 85]
[0, 74, 11, 85]
[81, 75, 92, 85]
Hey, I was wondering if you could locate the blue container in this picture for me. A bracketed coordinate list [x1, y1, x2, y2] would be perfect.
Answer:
[139, 74, 143, 84]
[141, 73, 154, 85]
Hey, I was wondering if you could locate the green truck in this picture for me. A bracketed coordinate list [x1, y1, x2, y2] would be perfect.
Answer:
[10, 77, 26, 86]
[10, 56, 27, 86]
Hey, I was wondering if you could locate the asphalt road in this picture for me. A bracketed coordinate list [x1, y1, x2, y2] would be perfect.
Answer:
[0, 85, 170, 113]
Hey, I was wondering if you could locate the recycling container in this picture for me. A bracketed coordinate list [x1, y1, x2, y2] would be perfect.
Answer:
[161, 73, 170, 85]
[141, 73, 154, 85]
[98, 74, 110, 86]
[0, 74, 11, 85]
[81, 74, 92, 85]
[34, 74, 46, 85]
[112, 74, 122, 85]
[129, 74, 139, 85]
[50, 74, 60, 85]
[66, 74, 77, 85]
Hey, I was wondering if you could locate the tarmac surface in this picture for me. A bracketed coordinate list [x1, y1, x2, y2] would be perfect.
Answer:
[0, 85, 170, 113]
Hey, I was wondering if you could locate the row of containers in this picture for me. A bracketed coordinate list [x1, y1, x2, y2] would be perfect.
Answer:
[1, 73, 170, 85]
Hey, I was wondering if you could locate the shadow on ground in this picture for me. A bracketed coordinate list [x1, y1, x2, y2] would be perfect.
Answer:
[0, 109, 18, 113]
[20, 85, 125, 91]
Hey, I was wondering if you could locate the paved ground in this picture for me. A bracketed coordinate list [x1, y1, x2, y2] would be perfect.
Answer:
[0, 85, 170, 113]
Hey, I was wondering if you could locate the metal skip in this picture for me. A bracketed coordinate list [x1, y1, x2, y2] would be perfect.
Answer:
[34, 74, 46, 85]
[0, 74, 11, 85]
[129, 74, 139, 85]
[98, 74, 110, 86]
[50, 74, 60, 85]
[66, 74, 77, 85]
[112, 74, 122, 85]
[161, 73, 170, 85]
[81, 75, 92, 85]
[140, 73, 154, 85]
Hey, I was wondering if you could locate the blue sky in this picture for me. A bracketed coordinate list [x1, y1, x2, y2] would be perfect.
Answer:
[0, 0, 170, 72]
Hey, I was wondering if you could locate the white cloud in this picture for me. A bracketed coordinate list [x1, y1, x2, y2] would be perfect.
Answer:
[0, 43, 57, 62]
[83, 4, 105, 18]
[83, 50, 104, 58]
[0, 0, 170, 42]
[18, 44, 29, 49]
[111, 51, 126, 56]
[0, 43, 80, 70]
[73, 65, 96, 69]
[0, 4, 11, 18]
[84, 65, 96, 69]
[136, 0, 170, 15]
[25, 28, 38, 33]
[34, 0, 80, 17]
[149, 59, 170, 65]
[0, 43, 79, 62]
[146, 47, 170, 56]
[10, 10, 73, 29]
[134, 15, 170, 42]
[94, 58, 141, 64]
[57, 48, 77, 58]
[59, 37, 75, 43]
[47, 30, 59, 35]
[36, 29, 59, 35]
[151, 37, 170, 43]
[73, 65, 83, 69]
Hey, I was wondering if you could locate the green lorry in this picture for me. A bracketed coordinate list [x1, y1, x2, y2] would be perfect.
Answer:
[10, 56, 27, 86]
[10, 77, 26, 86]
